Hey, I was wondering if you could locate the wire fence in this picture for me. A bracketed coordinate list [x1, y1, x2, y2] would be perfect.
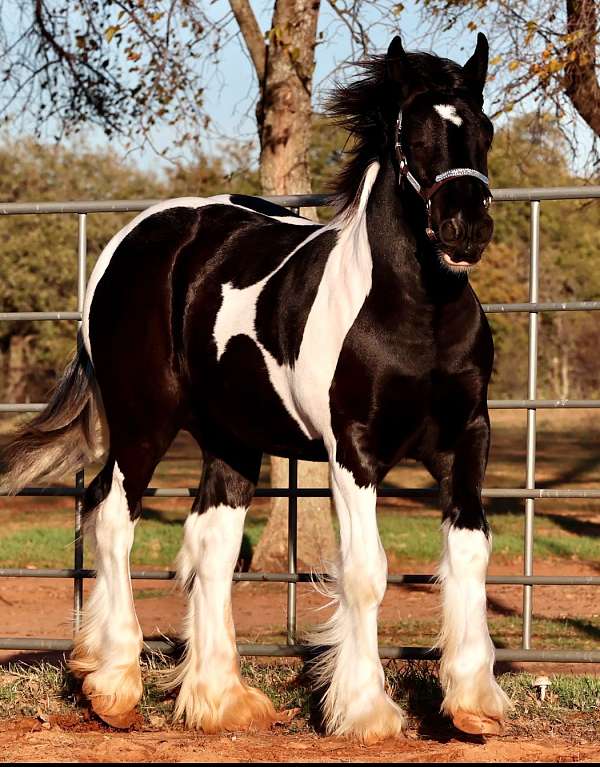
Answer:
[1, 186, 600, 662]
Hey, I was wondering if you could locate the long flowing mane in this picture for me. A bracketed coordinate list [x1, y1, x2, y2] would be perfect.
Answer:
[326, 50, 473, 214]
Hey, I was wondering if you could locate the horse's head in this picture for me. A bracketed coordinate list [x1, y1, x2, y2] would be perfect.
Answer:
[387, 34, 494, 272]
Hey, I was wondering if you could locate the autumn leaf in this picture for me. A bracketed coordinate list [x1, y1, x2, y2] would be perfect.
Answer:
[105, 25, 119, 43]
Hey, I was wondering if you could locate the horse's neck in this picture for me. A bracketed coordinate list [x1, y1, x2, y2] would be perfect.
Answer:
[363, 159, 468, 304]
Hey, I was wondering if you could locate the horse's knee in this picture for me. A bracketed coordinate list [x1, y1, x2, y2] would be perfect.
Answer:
[440, 518, 490, 579]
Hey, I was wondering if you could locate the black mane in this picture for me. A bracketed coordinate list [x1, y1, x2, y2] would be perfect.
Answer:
[326, 50, 471, 214]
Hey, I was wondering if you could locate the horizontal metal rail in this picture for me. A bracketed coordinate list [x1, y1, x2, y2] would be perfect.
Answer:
[4, 399, 600, 414]
[2, 301, 600, 324]
[4, 485, 600, 499]
[0, 637, 598, 663]
[0, 568, 599, 586]
[0, 185, 597, 217]
[0, 312, 82, 321]
[483, 300, 600, 313]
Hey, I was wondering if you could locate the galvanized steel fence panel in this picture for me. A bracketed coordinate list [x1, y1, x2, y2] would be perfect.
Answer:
[1, 186, 600, 662]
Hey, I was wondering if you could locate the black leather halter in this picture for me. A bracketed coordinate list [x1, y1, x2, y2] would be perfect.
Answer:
[394, 110, 491, 242]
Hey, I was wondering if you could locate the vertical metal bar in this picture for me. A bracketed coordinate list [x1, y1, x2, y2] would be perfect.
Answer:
[522, 200, 540, 649]
[73, 213, 87, 631]
[287, 458, 298, 644]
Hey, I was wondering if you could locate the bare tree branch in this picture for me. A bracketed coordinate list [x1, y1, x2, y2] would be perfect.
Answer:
[228, 0, 266, 82]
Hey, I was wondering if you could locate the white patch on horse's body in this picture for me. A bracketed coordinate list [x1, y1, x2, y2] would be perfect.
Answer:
[82, 195, 311, 361]
[308, 460, 406, 741]
[437, 521, 509, 719]
[69, 462, 143, 722]
[166, 505, 278, 731]
[434, 104, 463, 127]
[213, 225, 327, 439]
[213, 162, 380, 444]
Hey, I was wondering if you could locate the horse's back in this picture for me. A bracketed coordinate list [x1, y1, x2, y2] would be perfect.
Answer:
[84, 194, 329, 457]
[85, 194, 319, 356]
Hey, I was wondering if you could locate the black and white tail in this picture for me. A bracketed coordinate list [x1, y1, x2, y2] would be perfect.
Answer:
[0, 334, 105, 495]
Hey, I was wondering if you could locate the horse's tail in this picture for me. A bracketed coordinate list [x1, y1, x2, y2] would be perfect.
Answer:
[0, 334, 106, 495]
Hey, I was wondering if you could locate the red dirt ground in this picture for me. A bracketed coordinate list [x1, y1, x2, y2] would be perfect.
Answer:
[0, 713, 598, 763]
[1, 558, 599, 761]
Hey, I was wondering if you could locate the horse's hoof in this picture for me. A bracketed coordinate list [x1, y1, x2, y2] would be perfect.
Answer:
[93, 704, 141, 730]
[174, 681, 293, 733]
[272, 707, 300, 726]
[329, 694, 407, 744]
[82, 666, 143, 730]
[452, 710, 504, 736]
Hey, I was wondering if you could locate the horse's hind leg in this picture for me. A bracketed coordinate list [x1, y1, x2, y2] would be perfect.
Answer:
[69, 429, 175, 727]
[167, 451, 288, 732]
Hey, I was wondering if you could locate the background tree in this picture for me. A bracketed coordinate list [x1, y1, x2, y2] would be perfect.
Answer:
[0, 138, 257, 400]
[470, 114, 600, 398]
[418, 0, 600, 162]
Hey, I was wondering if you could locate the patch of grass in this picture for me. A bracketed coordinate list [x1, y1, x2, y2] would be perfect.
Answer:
[0, 508, 597, 569]
[0, 527, 77, 568]
[501, 672, 600, 714]
[1, 657, 599, 736]
[0, 516, 269, 570]
[132, 588, 174, 600]
[0, 660, 76, 719]
[378, 510, 600, 564]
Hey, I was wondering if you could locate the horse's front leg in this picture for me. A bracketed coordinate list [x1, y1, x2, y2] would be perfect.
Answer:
[312, 444, 405, 743]
[431, 412, 510, 735]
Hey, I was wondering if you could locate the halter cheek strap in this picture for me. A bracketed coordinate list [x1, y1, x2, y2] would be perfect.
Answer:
[394, 110, 491, 241]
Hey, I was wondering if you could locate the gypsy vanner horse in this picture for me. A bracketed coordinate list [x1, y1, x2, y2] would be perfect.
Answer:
[1, 34, 509, 741]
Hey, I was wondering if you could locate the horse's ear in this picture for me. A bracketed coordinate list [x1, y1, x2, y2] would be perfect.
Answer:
[463, 32, 489, 95]
[386, 36, 412, 98]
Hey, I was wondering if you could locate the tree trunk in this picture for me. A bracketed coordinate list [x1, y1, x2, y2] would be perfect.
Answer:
[565, 0, 600, 138]
[251, 455, 336, 572]
[232, 0, 336, 571]
[257, 0, 321, 197]
[5, 334, 32, 401]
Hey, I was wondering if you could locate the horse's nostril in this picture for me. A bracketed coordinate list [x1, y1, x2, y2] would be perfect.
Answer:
[475, 216, 494, 245]
[440, 218, 464, 245]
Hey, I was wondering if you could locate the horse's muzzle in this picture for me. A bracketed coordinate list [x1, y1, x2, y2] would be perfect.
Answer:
[438, 211, 493, 267]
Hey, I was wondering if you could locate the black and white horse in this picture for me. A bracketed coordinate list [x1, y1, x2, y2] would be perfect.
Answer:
[1, 34, 509, 741]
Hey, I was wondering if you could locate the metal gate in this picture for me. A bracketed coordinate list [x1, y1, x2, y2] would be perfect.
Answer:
[1, 186, 600, 663]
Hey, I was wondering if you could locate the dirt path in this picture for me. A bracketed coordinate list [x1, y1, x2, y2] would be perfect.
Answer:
[0, 715, 598, 763]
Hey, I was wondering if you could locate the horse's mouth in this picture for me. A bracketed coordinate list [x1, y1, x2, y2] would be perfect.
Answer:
[438, 249, 476, 273]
